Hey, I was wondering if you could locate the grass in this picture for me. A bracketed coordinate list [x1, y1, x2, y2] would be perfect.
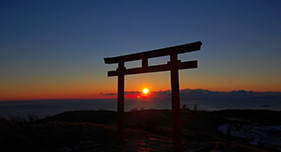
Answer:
[1, 109, 280, 151]
[0, 119, 116, 151]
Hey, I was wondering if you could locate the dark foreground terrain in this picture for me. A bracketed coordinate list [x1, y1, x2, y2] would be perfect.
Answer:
[1, 109, 281, 152]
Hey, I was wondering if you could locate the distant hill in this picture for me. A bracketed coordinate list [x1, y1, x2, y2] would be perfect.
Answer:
[37, 110, 117, 124]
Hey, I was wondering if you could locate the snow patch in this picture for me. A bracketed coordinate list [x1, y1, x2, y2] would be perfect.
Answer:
[218, 124, 281, 150]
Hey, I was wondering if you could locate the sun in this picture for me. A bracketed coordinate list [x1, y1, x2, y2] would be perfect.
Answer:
[142, 88, 149, 94]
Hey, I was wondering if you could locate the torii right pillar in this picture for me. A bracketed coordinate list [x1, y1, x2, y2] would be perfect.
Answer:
[170, 52, 182, 152]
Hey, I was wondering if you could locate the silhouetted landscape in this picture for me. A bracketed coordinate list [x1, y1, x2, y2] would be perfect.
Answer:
[1, 1, 281, 152]
[1, 108, 281, 151]
[1, 90, 280, 151]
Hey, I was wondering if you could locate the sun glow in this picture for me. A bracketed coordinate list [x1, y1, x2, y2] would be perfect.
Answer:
[142, 88, 149, 94]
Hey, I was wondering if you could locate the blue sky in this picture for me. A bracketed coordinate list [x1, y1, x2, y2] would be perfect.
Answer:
[1, 0, 281, 100]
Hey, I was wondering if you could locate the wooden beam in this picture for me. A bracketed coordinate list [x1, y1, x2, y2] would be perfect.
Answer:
[170, 53, 182, 151]
[117, 62, 125, 142]
[142, 58, 148, 68]
[104, 41, 202, 64]
[108, 60, 197, 77]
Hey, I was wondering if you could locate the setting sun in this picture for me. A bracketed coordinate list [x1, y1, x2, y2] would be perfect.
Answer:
[142, 88, 149, 94]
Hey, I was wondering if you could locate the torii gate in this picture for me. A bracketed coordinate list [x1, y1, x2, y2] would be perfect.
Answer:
[104, 41, 202, 151]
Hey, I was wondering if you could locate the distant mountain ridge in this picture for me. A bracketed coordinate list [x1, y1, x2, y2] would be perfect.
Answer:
[178, 89, 281, 100]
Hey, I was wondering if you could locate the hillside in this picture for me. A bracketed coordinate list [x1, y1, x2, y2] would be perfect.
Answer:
[1, 109, 281, 151]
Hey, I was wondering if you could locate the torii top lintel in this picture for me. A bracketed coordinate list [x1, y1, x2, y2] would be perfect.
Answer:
[104, 41, 202, 77]
[104, 41, 202, 64]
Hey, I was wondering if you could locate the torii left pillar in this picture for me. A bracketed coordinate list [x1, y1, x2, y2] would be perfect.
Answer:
[117, 62, 125, 142]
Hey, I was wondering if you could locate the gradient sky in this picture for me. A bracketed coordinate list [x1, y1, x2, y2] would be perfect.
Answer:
[1, 0, 281, 100]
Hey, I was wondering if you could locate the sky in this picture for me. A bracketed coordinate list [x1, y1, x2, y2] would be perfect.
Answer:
[1, 0, 281, 101]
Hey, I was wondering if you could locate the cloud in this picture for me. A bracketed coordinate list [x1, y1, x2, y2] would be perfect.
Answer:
[105, 91, 142, 96]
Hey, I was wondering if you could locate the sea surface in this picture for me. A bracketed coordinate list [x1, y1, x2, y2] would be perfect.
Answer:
[0, 97, 280, 119]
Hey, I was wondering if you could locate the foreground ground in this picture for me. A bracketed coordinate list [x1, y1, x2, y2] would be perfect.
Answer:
[0, 109, 281, 152]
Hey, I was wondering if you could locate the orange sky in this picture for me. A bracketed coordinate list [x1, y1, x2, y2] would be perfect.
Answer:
[1, 70, 280, 101]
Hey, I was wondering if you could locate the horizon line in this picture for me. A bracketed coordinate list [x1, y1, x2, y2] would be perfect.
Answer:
[1, 88, 281, 102]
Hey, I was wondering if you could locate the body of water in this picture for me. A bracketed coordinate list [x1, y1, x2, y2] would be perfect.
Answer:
[0, 98, 280, 119]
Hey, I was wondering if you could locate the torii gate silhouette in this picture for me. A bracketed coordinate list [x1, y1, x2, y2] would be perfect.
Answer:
[104, 41, 202, 152]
